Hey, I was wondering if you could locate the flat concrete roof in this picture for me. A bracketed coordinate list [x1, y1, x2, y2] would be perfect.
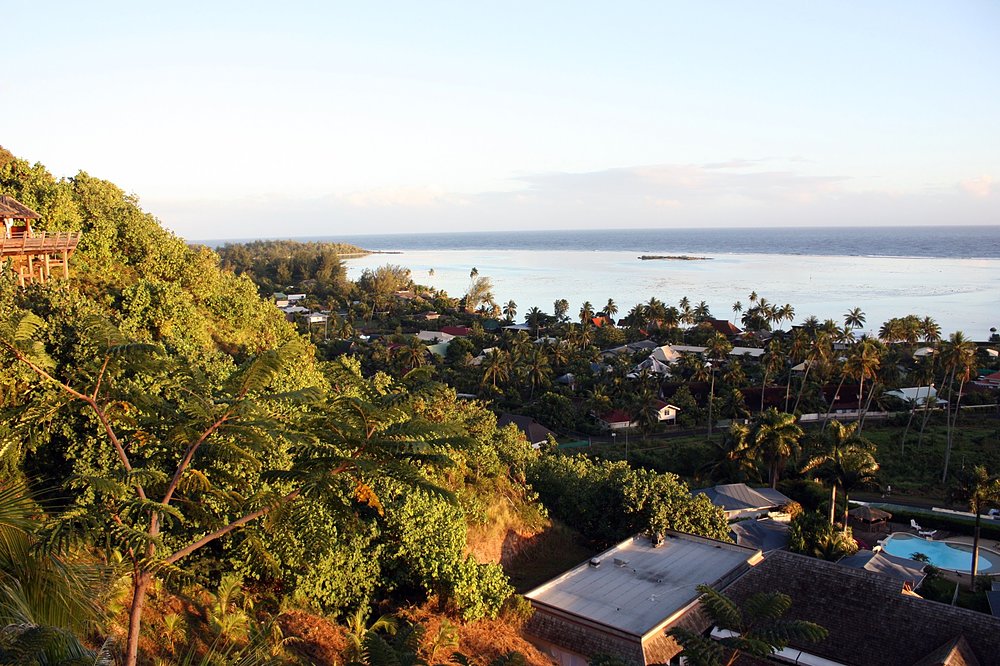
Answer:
[524, 532, 760, 637]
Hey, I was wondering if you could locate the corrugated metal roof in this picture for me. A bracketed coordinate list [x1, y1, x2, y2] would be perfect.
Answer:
[693, 483, 790, 512]
[524, 533, 758, 637]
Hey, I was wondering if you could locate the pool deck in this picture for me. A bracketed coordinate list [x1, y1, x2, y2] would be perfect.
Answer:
[862, 520, 1000, 584]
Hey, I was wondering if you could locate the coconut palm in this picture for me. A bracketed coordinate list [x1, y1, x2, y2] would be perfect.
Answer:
[899, 354, 935, 453]
[525, 306, 545, 337]
[523, 347, 551, 398]
[604, 298, 618, 323]
[951, 466, 1000, 587]
[502, 300, 517, 322]
[694, 301, 711, 322]
[668, 584, 827, 666]
[700, 422, 759, 483]
[480, 350, 511, 390]
[822, 337, 880, 429]
[748, 408, 803, 488]
[801, 420, 878, 528]
[578, 301, 594, 327]
[732, 300, 743, 324]
[779, 304, 795, 328]
[940, 331, 977, 482]
[394, 337, 428, 373]
[921, 316, 942, 343]
[759, 340, 785, 411]
[843, 308, 866, 332]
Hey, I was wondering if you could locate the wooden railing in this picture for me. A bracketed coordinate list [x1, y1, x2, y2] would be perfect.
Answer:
[0, 231, 82, 256]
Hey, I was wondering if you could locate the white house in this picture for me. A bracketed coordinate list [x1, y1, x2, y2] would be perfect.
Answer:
[652, 400, 680, 424]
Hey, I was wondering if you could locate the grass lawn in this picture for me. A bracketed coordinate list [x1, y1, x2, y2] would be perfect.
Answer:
[575, 414, 1000, 503]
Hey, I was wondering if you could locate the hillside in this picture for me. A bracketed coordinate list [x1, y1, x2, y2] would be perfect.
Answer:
[0, 147, 559, 665]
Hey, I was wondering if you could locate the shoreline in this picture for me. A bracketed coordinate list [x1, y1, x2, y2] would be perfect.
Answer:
[343, 248, 1000, 338]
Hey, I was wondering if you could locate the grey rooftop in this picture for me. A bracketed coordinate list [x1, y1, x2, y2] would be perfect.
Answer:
[524, 532, 760, 637]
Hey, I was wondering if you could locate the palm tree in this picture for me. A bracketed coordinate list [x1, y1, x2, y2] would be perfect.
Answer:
[951, 466, 1000, 587]
[940, 331, 976, 482]
[604, 298, 618, 323]
[921, 316, 942, 343]
[502, 300, 517, 322]
[822, 337, 879, 429]
[849, 338, 883, 431]
[844, 307, 866, 333]
[394, 337, 428, 373]
[668, 585, 827, 666]
[779, 303, 795, 329]
[732, 300, 742, 324]
[523, 347, 551, 399]
[700, 422, 759, 483]
[900, 353, 935, 452]
[748, 408, 803, 488]
[801, 420, 879, 527]
[525, 306, 545, 337]
[480, 349, 511, 390]
[344, 607, 398, 661]
[0, 482, 106, 658]
[553, 298, 569, 323]
[759, 340, 785, 411]
[694, 300, 711, 322]
[579, 301, 594, 327]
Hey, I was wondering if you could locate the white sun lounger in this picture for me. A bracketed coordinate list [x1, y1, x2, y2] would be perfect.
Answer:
[910, 518, 937, 538]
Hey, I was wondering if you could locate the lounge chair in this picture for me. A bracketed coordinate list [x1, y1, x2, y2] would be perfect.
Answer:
[910, 518, 937, 538]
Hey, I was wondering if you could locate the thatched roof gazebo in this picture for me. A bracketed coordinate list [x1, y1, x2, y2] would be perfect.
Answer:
[848, 505, 892, 532]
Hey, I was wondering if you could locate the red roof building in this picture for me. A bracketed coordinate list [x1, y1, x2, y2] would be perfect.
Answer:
[441, 325, 472, 337]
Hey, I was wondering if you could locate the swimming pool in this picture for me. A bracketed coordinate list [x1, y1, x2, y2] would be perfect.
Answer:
[881, 532, 1000, 573]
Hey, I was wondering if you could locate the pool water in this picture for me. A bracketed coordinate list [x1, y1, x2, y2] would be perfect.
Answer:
[882, 532, 999, 573]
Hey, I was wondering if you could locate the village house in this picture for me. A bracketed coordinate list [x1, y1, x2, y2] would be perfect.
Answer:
[692, 483, 792, 521]
[497, 413, 557, 448]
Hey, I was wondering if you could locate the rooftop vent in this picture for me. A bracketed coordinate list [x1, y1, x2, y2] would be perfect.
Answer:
[589, 558, 602, 568]
[614, 557, 630, 568]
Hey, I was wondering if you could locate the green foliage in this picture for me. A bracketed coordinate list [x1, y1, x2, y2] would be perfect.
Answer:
[216, 239, 362, 299]
[669, 584, 827, 666]
[787, 511, 858, 561]
[528, 454, 729, 545]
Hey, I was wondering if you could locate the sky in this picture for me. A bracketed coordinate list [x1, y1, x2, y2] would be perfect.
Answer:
[3, 1, 999, 239]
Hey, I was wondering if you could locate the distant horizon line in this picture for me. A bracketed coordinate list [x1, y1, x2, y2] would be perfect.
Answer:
[188, 223, 1000, 244]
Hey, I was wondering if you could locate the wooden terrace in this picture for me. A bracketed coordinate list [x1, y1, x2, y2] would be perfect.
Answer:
[1, 194, 82, 286]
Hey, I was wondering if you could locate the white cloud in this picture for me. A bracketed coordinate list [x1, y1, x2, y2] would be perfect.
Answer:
[145, 162, 1000, 240]
[959, 175, 994, 198]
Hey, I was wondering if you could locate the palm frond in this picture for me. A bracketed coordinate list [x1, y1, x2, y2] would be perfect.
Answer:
[741, 591, 792, 626]
[696, 584, 742, 631]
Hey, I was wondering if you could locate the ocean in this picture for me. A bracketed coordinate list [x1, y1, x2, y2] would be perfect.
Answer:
[200, 226, 1000, 338]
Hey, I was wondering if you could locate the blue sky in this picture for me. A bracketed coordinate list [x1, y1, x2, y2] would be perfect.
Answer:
[4, 1, 999, 238]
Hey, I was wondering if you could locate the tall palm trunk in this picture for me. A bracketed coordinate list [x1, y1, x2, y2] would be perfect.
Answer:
[942, 376, 967, 483]
[792, 362, 813, 414]
[760, 365, 770, 412]
[829, 484, 838, 526]
[900, 391, 923, 453]
[970, 510, 982, 586]
[937, 366, 957, 480]
[822, 374, 848, 429]
[842, 491, 851, 535]
[858, 382, 879, 433]
[918, 369, 949, 447]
